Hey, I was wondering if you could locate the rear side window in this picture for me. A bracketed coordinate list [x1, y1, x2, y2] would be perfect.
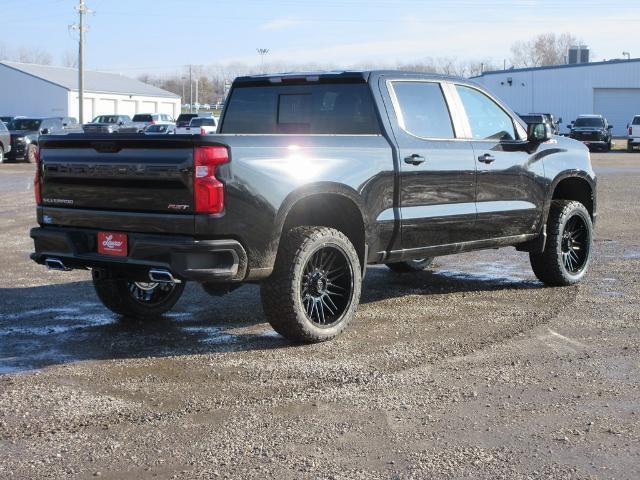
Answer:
[391, 81, 455, 139]
[221, 83, 380, 134]
[132, 114, 152, 122]
[633, 116, 640, 125]
[457, 85, 517, 141]
[0, 122, 6, 132]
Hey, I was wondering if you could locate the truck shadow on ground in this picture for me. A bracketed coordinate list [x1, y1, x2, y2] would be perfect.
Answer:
[0, 266, 540, 374]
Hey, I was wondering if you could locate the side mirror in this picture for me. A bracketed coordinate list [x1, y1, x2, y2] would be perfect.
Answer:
[608, 125, 614, 129]
[557, 117, 563, 124]
[528, 123, 551, 143]
[118, 121, 124, 126]
[40, 128, 49, 135]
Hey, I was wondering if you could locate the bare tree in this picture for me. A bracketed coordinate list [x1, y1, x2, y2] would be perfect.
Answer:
[17, 47, 52, 65]
[510, 32, 579, 68]
[61, 50, 78, 68]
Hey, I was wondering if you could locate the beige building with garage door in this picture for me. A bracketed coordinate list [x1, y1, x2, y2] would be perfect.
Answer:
[0, 61, 180, 122]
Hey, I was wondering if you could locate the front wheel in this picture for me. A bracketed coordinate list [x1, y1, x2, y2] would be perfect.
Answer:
[261, 226, 362, 343]
[529, 200, 593, 286]
[92, 269, 185, 319]
[386, 257, 434, 273]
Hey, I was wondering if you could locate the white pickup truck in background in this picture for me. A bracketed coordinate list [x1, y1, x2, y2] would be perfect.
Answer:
[628, 116, 640, 152]
[175, 116, 218, 135]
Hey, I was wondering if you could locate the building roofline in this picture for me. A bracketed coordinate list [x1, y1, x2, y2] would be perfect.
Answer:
[0, 61, 180, 99]
[475, 57, 640, 77]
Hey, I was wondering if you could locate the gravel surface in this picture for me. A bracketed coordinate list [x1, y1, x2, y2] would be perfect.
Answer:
[0, 152, 639, 479]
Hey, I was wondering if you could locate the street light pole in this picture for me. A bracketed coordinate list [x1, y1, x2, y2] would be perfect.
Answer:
[257, 48, 269, 73]
[623, 51, 631, 60]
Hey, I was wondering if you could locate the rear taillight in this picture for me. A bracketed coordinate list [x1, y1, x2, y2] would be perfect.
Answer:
[629, 126, 633, 135]
[194, 146, 229, 214]
[33, 146, 41, 205]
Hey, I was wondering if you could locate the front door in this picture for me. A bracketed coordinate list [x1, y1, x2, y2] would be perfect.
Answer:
[454, 84, 545, 239]
[382, 79, 477, 250]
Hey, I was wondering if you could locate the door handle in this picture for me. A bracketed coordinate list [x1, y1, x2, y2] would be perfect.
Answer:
[478, 153, 496, 164]
[404, 154, 426, 166]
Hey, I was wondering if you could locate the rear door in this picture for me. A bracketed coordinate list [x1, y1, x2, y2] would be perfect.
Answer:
[381, 77, 477, 249]
[453, 84, 544, 238]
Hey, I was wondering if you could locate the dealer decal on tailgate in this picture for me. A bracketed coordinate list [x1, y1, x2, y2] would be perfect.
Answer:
[97, 232, 128, 256]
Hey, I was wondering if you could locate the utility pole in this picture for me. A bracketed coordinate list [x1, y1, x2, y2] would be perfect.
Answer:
[623, 51, 631, 60]
[195, 78, 199, 110]
[71, 0, 92, 124]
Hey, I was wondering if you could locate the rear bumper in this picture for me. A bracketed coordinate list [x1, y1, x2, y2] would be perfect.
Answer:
[30, 226, 248, 283]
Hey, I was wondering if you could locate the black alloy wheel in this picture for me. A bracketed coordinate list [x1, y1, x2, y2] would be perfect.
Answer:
[301, 245, 354, 327]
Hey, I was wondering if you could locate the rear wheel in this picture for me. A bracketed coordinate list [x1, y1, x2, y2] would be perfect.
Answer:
[529, 200, 593, 286]
[386, 257, 434, 273]
[26, 144, 38, 163]
[92, 269, 185, 319]
[628, 142, 635, 153]
[261, 226, 361, 343]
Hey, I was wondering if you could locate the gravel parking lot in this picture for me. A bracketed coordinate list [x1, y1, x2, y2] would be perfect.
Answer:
[1, 152, 639, 479]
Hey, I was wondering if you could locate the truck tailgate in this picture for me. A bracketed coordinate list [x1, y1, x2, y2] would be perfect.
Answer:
[39, 135, 198, 233]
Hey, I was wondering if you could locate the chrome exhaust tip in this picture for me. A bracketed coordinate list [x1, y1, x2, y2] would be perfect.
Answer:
[148, 268, 181, 284]
[45, 258, 71, 271]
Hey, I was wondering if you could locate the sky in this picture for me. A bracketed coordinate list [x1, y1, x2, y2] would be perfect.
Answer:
[0, 0, 638, 77]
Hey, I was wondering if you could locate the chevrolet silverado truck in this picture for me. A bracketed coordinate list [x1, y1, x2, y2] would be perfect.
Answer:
[568, 115, 613, 152]
[30, 71, 597, 343]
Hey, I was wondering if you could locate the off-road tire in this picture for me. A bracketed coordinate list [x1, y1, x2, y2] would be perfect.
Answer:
[386, 257, 434, 273]
[261, 226, 362, 343]
[628, 142, 635, 153]
[92, 269, 185, 319]
[530, 200, 593, 286]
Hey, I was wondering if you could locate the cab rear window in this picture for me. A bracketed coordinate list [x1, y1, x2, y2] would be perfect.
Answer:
[221, 83, 380, 134]
[633, 117, 640, 125]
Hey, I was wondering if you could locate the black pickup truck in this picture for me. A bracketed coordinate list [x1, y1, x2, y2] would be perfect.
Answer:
[31, 71, 596, 342]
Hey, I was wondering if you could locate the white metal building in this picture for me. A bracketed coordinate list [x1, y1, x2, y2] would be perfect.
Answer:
[473, 58, 640, 136]
[0, 61, 181, 121]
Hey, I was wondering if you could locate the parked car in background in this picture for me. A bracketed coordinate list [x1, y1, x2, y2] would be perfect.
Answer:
[144, 124, 176, 135]
[203, 103, 211, 110]
[118, 113, 174, 133]
[83, 115, 132, 134]
[627, 115, 640, 152]
[0, 121, 11, 163]
[6, 117, 64, 162]
[568, 115, 613, 151]
[519, 114, 556, 135]
[31, 71, 597, 342]
[176, 112, 213, 128]
[175, 116, 217, 135]
[530, 113, 561, 135]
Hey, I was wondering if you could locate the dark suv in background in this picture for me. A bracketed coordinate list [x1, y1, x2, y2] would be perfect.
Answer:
[569, 115, 613, 151]
[6, 117, 64, 162]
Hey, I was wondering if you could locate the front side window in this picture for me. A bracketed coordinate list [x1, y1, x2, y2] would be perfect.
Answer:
[391, 81, 455, 139]
[457, 85, 516, 141]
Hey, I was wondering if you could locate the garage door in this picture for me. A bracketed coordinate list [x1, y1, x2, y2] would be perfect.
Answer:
[119, 100, 137, 118]
[82, 98, 94, 122]
[140, 101, 157, 113]
[594, 88, 640, 136]
[158, 102, 175, 117]
[97, 98, 117, 116]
